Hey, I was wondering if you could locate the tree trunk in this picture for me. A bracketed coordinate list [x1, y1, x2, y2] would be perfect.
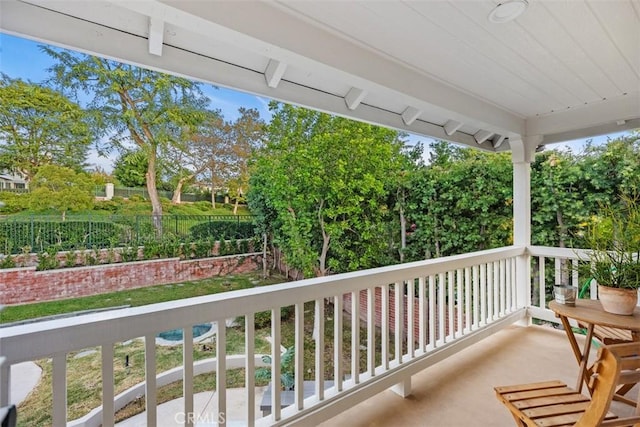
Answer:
[171, 175, 193, 204]
[262, 232, 268, 279]
[146, 150, 163, 234]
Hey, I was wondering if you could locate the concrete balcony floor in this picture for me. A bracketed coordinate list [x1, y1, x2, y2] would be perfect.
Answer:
[320, 324, 639, 427]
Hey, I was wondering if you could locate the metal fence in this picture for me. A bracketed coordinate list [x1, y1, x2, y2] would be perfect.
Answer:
[0, 214, 256, 255]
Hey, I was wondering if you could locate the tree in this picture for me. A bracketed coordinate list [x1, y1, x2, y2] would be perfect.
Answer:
[406, 142, 513, 259]
[0, 74, 92, 181]
[43, 48, 209, 224]
[28, 164, 94, 219]
[226, 108, 265, 214]
[162, 109, 226, 204]
[113, 150, 150, 188]
[249, 103, 404, 277]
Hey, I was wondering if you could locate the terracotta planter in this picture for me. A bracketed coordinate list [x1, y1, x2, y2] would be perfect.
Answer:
[598, 285, 639, 315]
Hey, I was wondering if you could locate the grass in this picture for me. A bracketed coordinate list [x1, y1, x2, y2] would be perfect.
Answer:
[1, 272, 283, 325]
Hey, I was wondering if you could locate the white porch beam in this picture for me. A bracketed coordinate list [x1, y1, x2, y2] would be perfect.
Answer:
[443, 120, 463, 136]
[148, 15, 164, 56]
[401, 107, 421, 126]
[264, 59, 287, 89]
[492, 135, 506, 149]
[0, 1, 497, 151]
[345, 87, 367, 111]
[108, 0, 526, 135]
[526, 93, 640, 144]
[474, 130, 494, 145]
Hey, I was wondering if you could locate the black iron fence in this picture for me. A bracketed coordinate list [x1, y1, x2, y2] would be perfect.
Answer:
[0, 214, 256, 255]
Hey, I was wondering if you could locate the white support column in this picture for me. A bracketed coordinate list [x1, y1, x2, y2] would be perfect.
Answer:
[511, 136, 540, 325]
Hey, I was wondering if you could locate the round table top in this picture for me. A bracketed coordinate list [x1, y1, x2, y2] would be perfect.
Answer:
[549, 299, 640, 332]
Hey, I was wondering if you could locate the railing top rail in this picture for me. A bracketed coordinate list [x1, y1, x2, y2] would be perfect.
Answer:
[527, 245, 592, 259]
[0, 245, 525, 363]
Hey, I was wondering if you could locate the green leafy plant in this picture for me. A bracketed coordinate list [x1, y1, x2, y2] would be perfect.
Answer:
[36, 246, 61, 271]
[255, 346, 295, 390]
[578, 195, 640, 290]
[0, 255, 16, 269]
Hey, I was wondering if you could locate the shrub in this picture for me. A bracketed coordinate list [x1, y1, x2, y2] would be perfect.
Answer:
[189, 220, 255, 240]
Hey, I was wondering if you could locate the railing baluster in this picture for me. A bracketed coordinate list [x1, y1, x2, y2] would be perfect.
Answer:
[183, 327, 194, 427]
[271, 309, 281, 421]
[245, 314, 255, 426]
[473, 265, 479, 329]
[437, 273, 445, 345]
[381, 284, 389, 369]
[145, 335, 157, 427]
[217, 320, 227, 427]
[0, 364, 8, 407]
[52, 353, 67, 427]
[367, 288, 376, 376]
[102, 344, 115, 427]
[294, 303, 304, 409]
[315, 299, 325, 400]
[394, 282, 402, 365]
[480, 263, 487, 326]
[500, 259, 506, 316]
[511, 257, 517, 310]
[351, 291, 361, 383]
[505, 258, 512, 313]
[447, 271, 454, 341]
[334, 295, 343, 392]
[464, 267, 471, 333]
[418, 277, 426, 351]
[539, 256, 546, 308]
[487, 262, 494, 322]
[456, 269, 463, 337]
[493, 261, 500, 319]
[428, 276, 435, 350]
[407, 279, 415, 358]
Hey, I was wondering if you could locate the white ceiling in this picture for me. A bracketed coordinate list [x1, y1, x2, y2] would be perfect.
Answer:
[1, 0, 639, 153]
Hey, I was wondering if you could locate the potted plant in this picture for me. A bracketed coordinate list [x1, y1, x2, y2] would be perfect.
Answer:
[579, 195, 640, 315]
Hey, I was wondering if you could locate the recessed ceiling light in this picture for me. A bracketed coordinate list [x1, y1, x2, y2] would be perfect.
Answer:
[488, 0, 529, 23]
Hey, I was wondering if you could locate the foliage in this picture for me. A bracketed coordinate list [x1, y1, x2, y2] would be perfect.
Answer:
[189, 220, 255, 241]
[0, 74, 92, 181]
[27, 165, 94, 217]
[406, 144, 513, 259]
[255, 346, 296, 391]
[44, 47, 209, 219]
[578, 194, 640, 289]
[249, 103, 406, 276]
[113, 150, 151, 188]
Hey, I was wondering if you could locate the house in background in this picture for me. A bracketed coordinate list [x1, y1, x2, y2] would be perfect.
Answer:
[0, 171, 27, 191]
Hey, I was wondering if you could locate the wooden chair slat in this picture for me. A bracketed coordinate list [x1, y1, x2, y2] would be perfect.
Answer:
[513, 393, 590, 410]
[522, 401, 590, 418]
[495, 381, 566, 394]
[505, 387, 575, 401]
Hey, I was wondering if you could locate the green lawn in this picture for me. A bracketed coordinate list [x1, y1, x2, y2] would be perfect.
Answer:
[1, 272, 284, 324]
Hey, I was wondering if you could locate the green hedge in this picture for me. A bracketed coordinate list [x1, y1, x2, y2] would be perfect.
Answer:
[189, 220, 255, 241]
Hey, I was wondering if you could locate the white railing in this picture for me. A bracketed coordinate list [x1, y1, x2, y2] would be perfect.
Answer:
[528, 246, 597, 324]
[0, 246, 527, 427]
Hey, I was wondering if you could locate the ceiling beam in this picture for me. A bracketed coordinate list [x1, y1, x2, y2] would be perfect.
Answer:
[148, 15, 164, 56]
[401, 107, 421, 126]
[474, 130, 494, 145]
[443, 120, 463, 136]
[264, 59, 287, 89]
[344, 87, 366, 110]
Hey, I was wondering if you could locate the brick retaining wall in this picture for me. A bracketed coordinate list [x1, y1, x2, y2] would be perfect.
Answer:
[0, 254, 260, 305]
[343, 287, 461, 343]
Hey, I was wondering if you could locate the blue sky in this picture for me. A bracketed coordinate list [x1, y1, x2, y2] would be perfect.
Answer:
[0, 33, 629, 172]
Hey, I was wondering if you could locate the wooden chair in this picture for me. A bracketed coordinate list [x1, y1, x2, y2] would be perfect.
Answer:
[495, 342, 640, 426]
